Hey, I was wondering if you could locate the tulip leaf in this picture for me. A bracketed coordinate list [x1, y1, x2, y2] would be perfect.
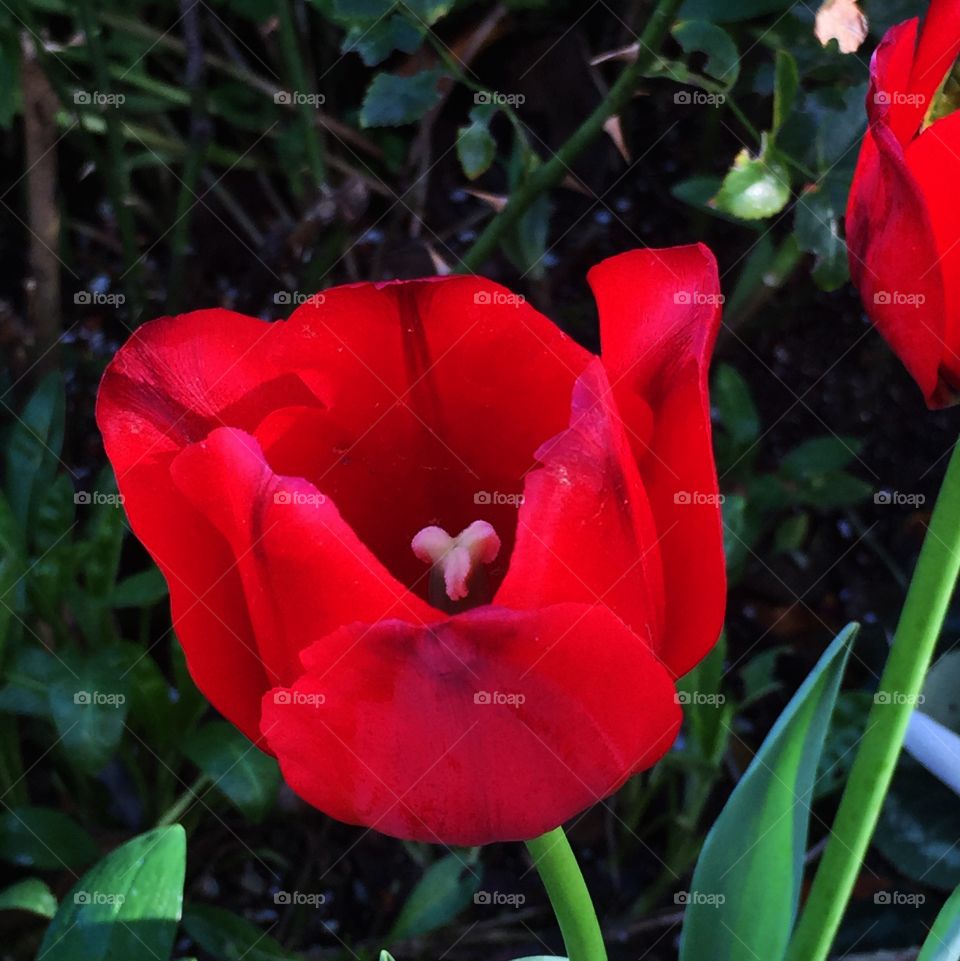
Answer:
[36, 825, 185, 961]
[360, 69, 446, 127]
[679, 622, 857, 961]
[918, 882, 960, 961]
[387, 851, 482, 942]
[0, 806, 98, 871]
[672, 20, 740, 88]
[184, 721, 281, 822]
[0, 877, 57, 918]
[183, 904, 299, 961]
[712, 137, 791, 220]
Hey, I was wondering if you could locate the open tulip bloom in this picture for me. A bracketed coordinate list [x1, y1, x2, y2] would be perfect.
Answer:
[97, 244, 726, 847]
[847, 0, 960, 406]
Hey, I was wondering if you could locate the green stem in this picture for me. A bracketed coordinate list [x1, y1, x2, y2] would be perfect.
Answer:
[526, 828, 607, 961]
[75, 0, 142, 320]
[786, 436, 960, 961]
[276, 0, 326, 190]
[455, 0, 684, 274]
[155, 774, 212, 827]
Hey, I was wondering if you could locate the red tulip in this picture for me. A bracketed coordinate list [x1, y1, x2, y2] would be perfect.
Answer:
[97, 245, 726, 844]
[846, 0, 960, 407]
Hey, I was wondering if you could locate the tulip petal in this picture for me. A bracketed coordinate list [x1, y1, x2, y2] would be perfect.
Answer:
[260, 604, 681, 845]
[909, 0, 960, 116]
[587, 244, 725, 677]
[169, 427, 435, 687]
[495, 360, 665, 649]
[848, 21, 950, 405]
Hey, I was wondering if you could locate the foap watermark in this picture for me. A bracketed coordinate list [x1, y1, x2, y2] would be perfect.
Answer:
[674, 491, 725, 506]
[674, 290, 725, 306]
[673, 90, 726, 107]
[473, 290, 525, 307]
[873, 290, 925, 307]
[474, 490, 525, 507]
[474, 690, 525, 707]
[874, 891, 926, 906]
[274, 890, 326, 907]
[75, 291, 125, 307]
[274, 490, 326, 507]
[273, 690, 325, 707]
[675, 890, 726, 907]
[675, 691, 726, 707]
[273, 291, 326, 307]
[474, 90, 525, 107]
[874, 691, 925, 706]
[274, 90, 326, 106]
[74, 890, 125, 906]
[74, 691, 126, 707]
[74, 490, 124, 507]
[874, 91, 926, 107]
[874, 490, 925, 508]
[73, 90, 125, 108]
[474, 890, 526, 907]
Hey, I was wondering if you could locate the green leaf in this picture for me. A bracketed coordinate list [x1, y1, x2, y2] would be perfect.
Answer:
[679, 0, 792, 22]
[672, 20, 740, 88]
[360, 69, 445, 127]
[794, 181, 849, 292]
[111, 566, 168, 608]
[713, 364, 760, 447]
[5, 371, 65, 529]
[781, 436, 861, 480]
[814, 691, 872, 800]
[918, 882, 960, 961]
[333, 0, 392, 19]
[774, 513, 809, 553]
[185, 721, 280, 821]
[0, 877, 57, 917]
[0, 807, 98, 871]
[712, 137, 791, 220]
[342, 14, 423, 66]
[37, 826, 185, 961]
[47, 648, 132, 773]
[457, 119, 497, 180]
[772, 50, 799, 136]
[183, 904, 299, 961]
[387, 852, 482, 941]
[679, 623, 857, 961]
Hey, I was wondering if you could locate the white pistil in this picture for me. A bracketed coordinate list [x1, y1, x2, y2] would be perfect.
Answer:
[411, 520, 501, 603]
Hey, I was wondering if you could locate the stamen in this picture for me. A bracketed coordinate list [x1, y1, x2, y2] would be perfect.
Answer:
[411, 520, 501, 604]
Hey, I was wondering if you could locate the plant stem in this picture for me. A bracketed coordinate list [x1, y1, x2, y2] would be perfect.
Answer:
[786, 437, 960, 961]
[76, 0, 142, 320]
[155, 774, 212, 827]
[276, 0, 326, 190]
[455, 0, 683, 273]
[526, 828, 607, 961]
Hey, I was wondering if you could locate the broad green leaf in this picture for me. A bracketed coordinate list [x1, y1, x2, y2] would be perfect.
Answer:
[342, 14, 423, 66]
[184, 721, 280, 821]
[457, 120, 497, 180]
[111, 566, 168, 608]
[5, 371, 65, 529]
[679, 623, 857, 961]
[780, 436, 861, 479]
[47, 648, 132, 773]
[794, 181, 849, 292]
[37, 826, 185, 961]
[773, 513, 809, 553]
[772, 50, 799, 136]
[672, 20, 740, 88]
[0, 877, 57, 917]
[814, 691, 871, 799]
[0, 807, 98, 871]
[712, 138, 791, 220]
[387, 852, 482, 941]
[0, 646, 58, 717]
[713, 364, 760, 447]
[360, 69, 445, 127]
[918, 882, 960, 961]
[183, 904, 299, 961]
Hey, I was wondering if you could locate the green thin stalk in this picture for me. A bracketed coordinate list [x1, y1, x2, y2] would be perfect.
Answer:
[76, 0, 142, 320]
[276, 0, 326, 190]
[455, 0, 684, 274]
[155, 774, 212, 827]
[526, 828, 607, 961]
[786, 436, 960, 961]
